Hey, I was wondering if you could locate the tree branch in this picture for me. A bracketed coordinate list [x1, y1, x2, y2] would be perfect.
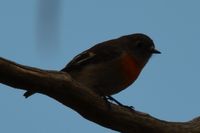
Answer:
[0, 57, 199, 133]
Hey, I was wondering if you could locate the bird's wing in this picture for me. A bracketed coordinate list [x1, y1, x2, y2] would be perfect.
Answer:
[61, 40, 122, 72]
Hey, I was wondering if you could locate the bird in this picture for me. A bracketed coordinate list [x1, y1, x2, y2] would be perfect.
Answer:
[24, 33, 160, 107]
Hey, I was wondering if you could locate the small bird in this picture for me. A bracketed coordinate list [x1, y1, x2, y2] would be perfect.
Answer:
[24, 33, 160, 107]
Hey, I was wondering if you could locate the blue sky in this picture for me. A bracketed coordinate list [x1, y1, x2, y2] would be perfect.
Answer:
[0, 0, 200, 132]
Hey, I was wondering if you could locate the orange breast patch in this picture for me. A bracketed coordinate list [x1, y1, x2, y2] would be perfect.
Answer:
[120, 54, 142, 87]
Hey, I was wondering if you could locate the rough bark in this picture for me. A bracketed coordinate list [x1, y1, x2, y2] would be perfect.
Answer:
[0, 57, 199, 133]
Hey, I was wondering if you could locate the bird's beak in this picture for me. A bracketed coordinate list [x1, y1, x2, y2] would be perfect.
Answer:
[151, 48, 161, 54]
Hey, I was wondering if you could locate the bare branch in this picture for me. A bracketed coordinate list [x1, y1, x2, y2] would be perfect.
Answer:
[0, 57, 200, 133]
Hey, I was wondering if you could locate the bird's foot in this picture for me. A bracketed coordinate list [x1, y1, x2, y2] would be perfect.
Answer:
[105, 96, 135, 111]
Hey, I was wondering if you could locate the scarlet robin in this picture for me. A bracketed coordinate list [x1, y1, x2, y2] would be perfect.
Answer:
[24, 33, 160, 107]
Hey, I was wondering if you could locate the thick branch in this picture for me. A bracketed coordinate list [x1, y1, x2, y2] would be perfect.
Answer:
[0, 57, 199, 133]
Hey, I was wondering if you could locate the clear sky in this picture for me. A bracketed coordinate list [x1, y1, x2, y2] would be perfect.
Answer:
[0, 0, 200, 133]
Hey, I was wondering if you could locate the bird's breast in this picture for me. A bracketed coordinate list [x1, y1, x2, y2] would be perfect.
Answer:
[120, 53, 142, 87]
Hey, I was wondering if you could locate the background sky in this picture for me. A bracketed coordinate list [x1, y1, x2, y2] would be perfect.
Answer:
[0, 0, 200, 133]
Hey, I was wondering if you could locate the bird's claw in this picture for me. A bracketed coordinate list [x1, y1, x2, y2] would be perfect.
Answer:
[104, 96, 135, 111]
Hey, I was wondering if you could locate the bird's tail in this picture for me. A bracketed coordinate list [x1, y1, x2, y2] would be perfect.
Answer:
[23, 91, 36, 98]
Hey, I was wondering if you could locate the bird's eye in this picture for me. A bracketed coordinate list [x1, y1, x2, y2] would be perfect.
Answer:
[135, 41, 143, 48]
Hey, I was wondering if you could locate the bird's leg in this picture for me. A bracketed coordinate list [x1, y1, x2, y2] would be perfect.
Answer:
[102, 96, 112, 109]
[106, 96, 134, 110]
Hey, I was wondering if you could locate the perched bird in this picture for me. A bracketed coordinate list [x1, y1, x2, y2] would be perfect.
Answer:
[24, 33, 160, 106]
